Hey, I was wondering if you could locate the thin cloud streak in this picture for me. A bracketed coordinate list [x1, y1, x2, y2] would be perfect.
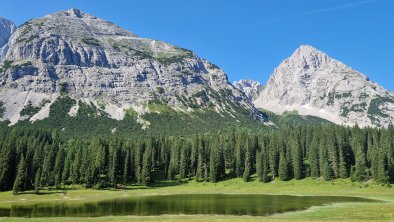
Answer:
[245, 0, 381, 27]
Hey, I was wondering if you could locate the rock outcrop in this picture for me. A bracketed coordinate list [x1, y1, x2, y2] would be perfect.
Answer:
[233, 79, 263, 101]
[0, 17, 16, 60]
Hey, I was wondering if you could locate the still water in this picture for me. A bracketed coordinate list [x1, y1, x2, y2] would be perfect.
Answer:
[0, 194, 377, 217]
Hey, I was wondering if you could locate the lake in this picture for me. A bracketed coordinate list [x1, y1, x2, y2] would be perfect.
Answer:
[0, 194, 377, 217]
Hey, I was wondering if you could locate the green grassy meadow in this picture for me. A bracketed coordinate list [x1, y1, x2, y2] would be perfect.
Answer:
[0, 177, 393, 221]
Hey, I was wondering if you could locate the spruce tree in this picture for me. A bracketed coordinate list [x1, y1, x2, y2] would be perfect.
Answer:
[279, 152, 290, 181]
[308, 136, 320, 178]
[375, 151, 389, 184]
[179, 145, 187, 180]
[338, 148, 348, 178]
[13, 156, 27, 194]
[290, 137, 303, 180]
[243, 141, 251, 182]
[322, 161, 334, 181]
[256, 150, 262, 182]
[123, 149, 133, 184]
[141, 147, 151, 185]
[354, 146, 368, 182]
[34, 168, 42, 194]
[261, 151, 270, 183]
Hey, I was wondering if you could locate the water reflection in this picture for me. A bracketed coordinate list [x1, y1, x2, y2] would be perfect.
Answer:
[0, 194, 377, 217]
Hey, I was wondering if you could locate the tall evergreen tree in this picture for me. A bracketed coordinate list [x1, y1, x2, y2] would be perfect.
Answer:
[279, 152, 290, 181]
[243, 140, 251, 182]
[308, 136, 320, 178]
[141, 147, 151, 185]
[34, 168, 42, 194]
[256, 150, 263, 182]
[13, 156, 27, 194]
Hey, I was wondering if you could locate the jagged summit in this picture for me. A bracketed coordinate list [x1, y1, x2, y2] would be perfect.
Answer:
[47, 8, 94, 19]
[62, 8, 85, 18]
[279, 45, 343, 73]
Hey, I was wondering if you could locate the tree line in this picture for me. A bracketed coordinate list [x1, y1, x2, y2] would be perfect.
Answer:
[0, 124, 393, 194]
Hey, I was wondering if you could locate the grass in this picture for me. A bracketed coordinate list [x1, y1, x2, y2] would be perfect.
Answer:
[0, 177, 393, 221]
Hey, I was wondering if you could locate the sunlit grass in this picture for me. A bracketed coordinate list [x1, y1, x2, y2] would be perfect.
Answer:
[0, 177, 393, 221]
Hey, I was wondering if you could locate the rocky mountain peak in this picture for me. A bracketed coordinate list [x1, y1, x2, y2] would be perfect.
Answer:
[47, 8, 93, 19]
[64, 8, 84, 18]
[282, 44, 335, 71]
[252, 45, 394, 128]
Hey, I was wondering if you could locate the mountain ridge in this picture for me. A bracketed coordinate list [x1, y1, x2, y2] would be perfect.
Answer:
[0, 9, 265, 134]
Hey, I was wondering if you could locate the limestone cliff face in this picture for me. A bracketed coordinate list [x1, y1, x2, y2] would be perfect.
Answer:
[0, 9, 264, 126]
[252, 45, 394, 127]
[0, 17, 16, 60]
[233, 80, 263, 101]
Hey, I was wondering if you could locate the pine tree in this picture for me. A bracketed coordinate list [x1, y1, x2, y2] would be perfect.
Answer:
[279, 152, 290, 181]
[322, 160, 334, 181]
[261, 150, 270, 183]
[235, 137, 244, 178]
[256, 150, 262, 182]
[0, 142, 16, 191]
[53, 147, 65, 188]
[179, 144, 187, 180]
[13, 156, 27, 194]
[338, 147, 348, 178]
[123, 149, 133, 184]
[290, 137, 303, 180]
[308, 136, 320, 178]
[375, 151, 389, 184]
[34, 168, 42, 193]
[110, 147, 121, 187]
[141, 147, 151, 185]
[243, 141, 251, 182]
[195, 147, 203, 182]
[209, 141, 218, 183]
[354, 145, 368, 182]
[134, 141, 142, 183]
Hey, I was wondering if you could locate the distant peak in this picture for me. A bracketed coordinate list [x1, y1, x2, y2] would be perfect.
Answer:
[294, 44, 325, 56]
[47, 8, 94, 19]
[66, 8, 83, 18]
[282, 44, 332, 70]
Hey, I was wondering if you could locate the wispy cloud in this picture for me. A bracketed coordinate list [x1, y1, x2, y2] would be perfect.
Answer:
[245, 0, 381, 27]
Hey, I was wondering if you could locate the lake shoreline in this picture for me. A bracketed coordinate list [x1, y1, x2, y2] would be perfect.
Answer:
[0, 177, 393, 221]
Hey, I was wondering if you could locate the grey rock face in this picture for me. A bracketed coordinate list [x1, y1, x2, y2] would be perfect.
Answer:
[0, 17, 15, 48]
[233, 80, 263, 101]
[253, 45, 394, 128]
[0, 9, 264, 125]
[0, 17, 16, 61]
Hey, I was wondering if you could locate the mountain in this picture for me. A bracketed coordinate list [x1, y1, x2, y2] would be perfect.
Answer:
[233, 80, 263, 101]
[0, 9, 265, 136]
[0, 17, 16, 59]
[252, 45, 394, 128]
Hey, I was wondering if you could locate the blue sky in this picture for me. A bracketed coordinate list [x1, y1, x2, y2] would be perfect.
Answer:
[1, 0, 393, 89]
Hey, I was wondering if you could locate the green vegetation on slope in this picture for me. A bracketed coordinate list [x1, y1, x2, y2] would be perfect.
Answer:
[12, 96, 264, 138]
[260, 109, 332, 128]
